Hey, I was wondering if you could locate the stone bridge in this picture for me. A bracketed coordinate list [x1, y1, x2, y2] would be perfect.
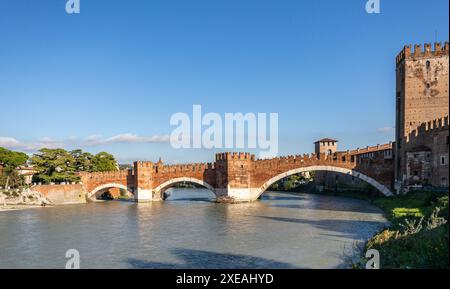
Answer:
[79, 147, 395, 202]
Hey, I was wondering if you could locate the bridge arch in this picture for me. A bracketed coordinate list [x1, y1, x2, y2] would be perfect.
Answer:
[153, 177, 216, 197]
[257, 165, 394, 198]
[87, 183, 134, 200]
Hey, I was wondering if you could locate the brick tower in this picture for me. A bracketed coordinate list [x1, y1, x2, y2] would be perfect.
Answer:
[395, 42, 449, 190]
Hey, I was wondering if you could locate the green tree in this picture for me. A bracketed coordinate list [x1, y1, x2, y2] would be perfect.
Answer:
[0, 147, 29, 172]
[92, 152, 118, 172]
[0, 147, 29, 187]
[70, 149, 94, 172]
[30, 148, 119, 183]
[31, 148, 79, 183]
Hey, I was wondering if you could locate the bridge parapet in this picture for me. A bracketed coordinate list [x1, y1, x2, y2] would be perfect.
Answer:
[156, 162, 215, 173]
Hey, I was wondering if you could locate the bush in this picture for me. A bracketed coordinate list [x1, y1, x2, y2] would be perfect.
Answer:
[366, 192, 449, 269]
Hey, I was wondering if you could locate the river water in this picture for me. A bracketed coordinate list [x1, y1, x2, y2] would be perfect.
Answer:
[0, 189, 387, 269]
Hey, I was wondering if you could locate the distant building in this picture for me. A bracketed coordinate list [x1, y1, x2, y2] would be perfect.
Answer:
[314, 139, 394, 192]
[314, 138, 338, 157]
[16, 165, 38, 185]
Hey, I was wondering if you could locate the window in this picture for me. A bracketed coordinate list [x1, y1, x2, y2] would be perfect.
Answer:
[414, 171, 419, 176]
[441, 156, 447, 165]
[426, 60, 431, 69]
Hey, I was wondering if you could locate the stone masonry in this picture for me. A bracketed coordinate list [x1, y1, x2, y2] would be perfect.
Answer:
[395, 42, 449, 191]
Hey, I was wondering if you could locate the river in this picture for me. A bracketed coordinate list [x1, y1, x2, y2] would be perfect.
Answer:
[0, 189, 387, 269]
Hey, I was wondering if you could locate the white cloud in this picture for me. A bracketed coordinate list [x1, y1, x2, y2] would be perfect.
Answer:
[104, 133, 170, 144]
[0, 133, 170, 152]
[0, 137, 25, 149]
[377, 127, 395, 133]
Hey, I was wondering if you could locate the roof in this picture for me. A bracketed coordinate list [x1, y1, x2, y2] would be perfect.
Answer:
[314, 138, 338, 143]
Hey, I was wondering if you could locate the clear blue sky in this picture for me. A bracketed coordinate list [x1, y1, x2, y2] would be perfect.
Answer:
[0, 0, 448, 163]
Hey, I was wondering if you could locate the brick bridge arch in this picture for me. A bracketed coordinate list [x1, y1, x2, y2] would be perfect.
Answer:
[256, 166, 394, 198]
[153, 177, 216, 199]
[79, 147, 395, 202]
[87, 183, 134, 200]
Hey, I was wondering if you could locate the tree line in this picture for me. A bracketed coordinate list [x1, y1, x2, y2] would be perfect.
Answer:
[0, 147, 118, 187]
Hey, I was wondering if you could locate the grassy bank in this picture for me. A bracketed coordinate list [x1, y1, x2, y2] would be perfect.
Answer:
[305, 188, 449, 269]
[366, 191, 448, 269]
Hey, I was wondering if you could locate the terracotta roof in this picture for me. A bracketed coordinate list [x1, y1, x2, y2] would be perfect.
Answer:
[314, 138, 338, 143]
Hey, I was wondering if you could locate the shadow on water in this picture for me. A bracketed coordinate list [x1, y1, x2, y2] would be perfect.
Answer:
[267, 203, 383, 214]
[165, 198, 215, 203]
[260, 195, 307, 201]
[254, 216, 385, 239]
[126, 248, 300, 269]
[263, 192, 384, 214]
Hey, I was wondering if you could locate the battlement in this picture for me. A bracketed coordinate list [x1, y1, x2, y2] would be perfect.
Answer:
[134, 161, 154, 168]
[215, 152, 255, 161]
[409, 116, 449, 139]
[78, 170, 131, 179]
[156, 162, 215, 173]
[396, 42, 449, 64]
[347, 142, 393, 156]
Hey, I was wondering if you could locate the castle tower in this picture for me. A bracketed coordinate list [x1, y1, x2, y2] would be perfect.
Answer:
[214, 152, 257, 201]
[314, 138, 338, 157]
[395, 42, 449, 190]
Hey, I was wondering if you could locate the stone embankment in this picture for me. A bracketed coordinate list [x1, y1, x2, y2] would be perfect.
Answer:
[0, 188, 51, 211]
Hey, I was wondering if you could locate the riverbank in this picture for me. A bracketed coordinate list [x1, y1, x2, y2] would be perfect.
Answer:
[0, 204, 49, 212]
[300, 188, 449, 269]
[0, 189, 52, 212]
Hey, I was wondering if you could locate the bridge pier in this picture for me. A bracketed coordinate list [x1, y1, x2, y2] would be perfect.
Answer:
[215, 188, 260, 202]
[134, 189, 157, 202]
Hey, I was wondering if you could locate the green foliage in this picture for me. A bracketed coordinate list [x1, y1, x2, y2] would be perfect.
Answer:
[91, 152, 117, 172]
[0, 171, 25, 187]
[268, 173, 310, 192]
[366, 191, 449, 269]
[31, 148, 79, 183]
[71, 149, 94, 172]
[392, 208, 423, 218]
[0, 147, 29, 173]
[30, 148, 118, 183]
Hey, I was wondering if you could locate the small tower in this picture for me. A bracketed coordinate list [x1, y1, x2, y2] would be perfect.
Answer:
[314, 138, 338, 156]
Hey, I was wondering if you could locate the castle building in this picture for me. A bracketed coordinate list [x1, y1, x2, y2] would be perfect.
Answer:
[314, 138, 338, 157]
[395, 42, 449, 190]
[313, 139, 394, 192]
